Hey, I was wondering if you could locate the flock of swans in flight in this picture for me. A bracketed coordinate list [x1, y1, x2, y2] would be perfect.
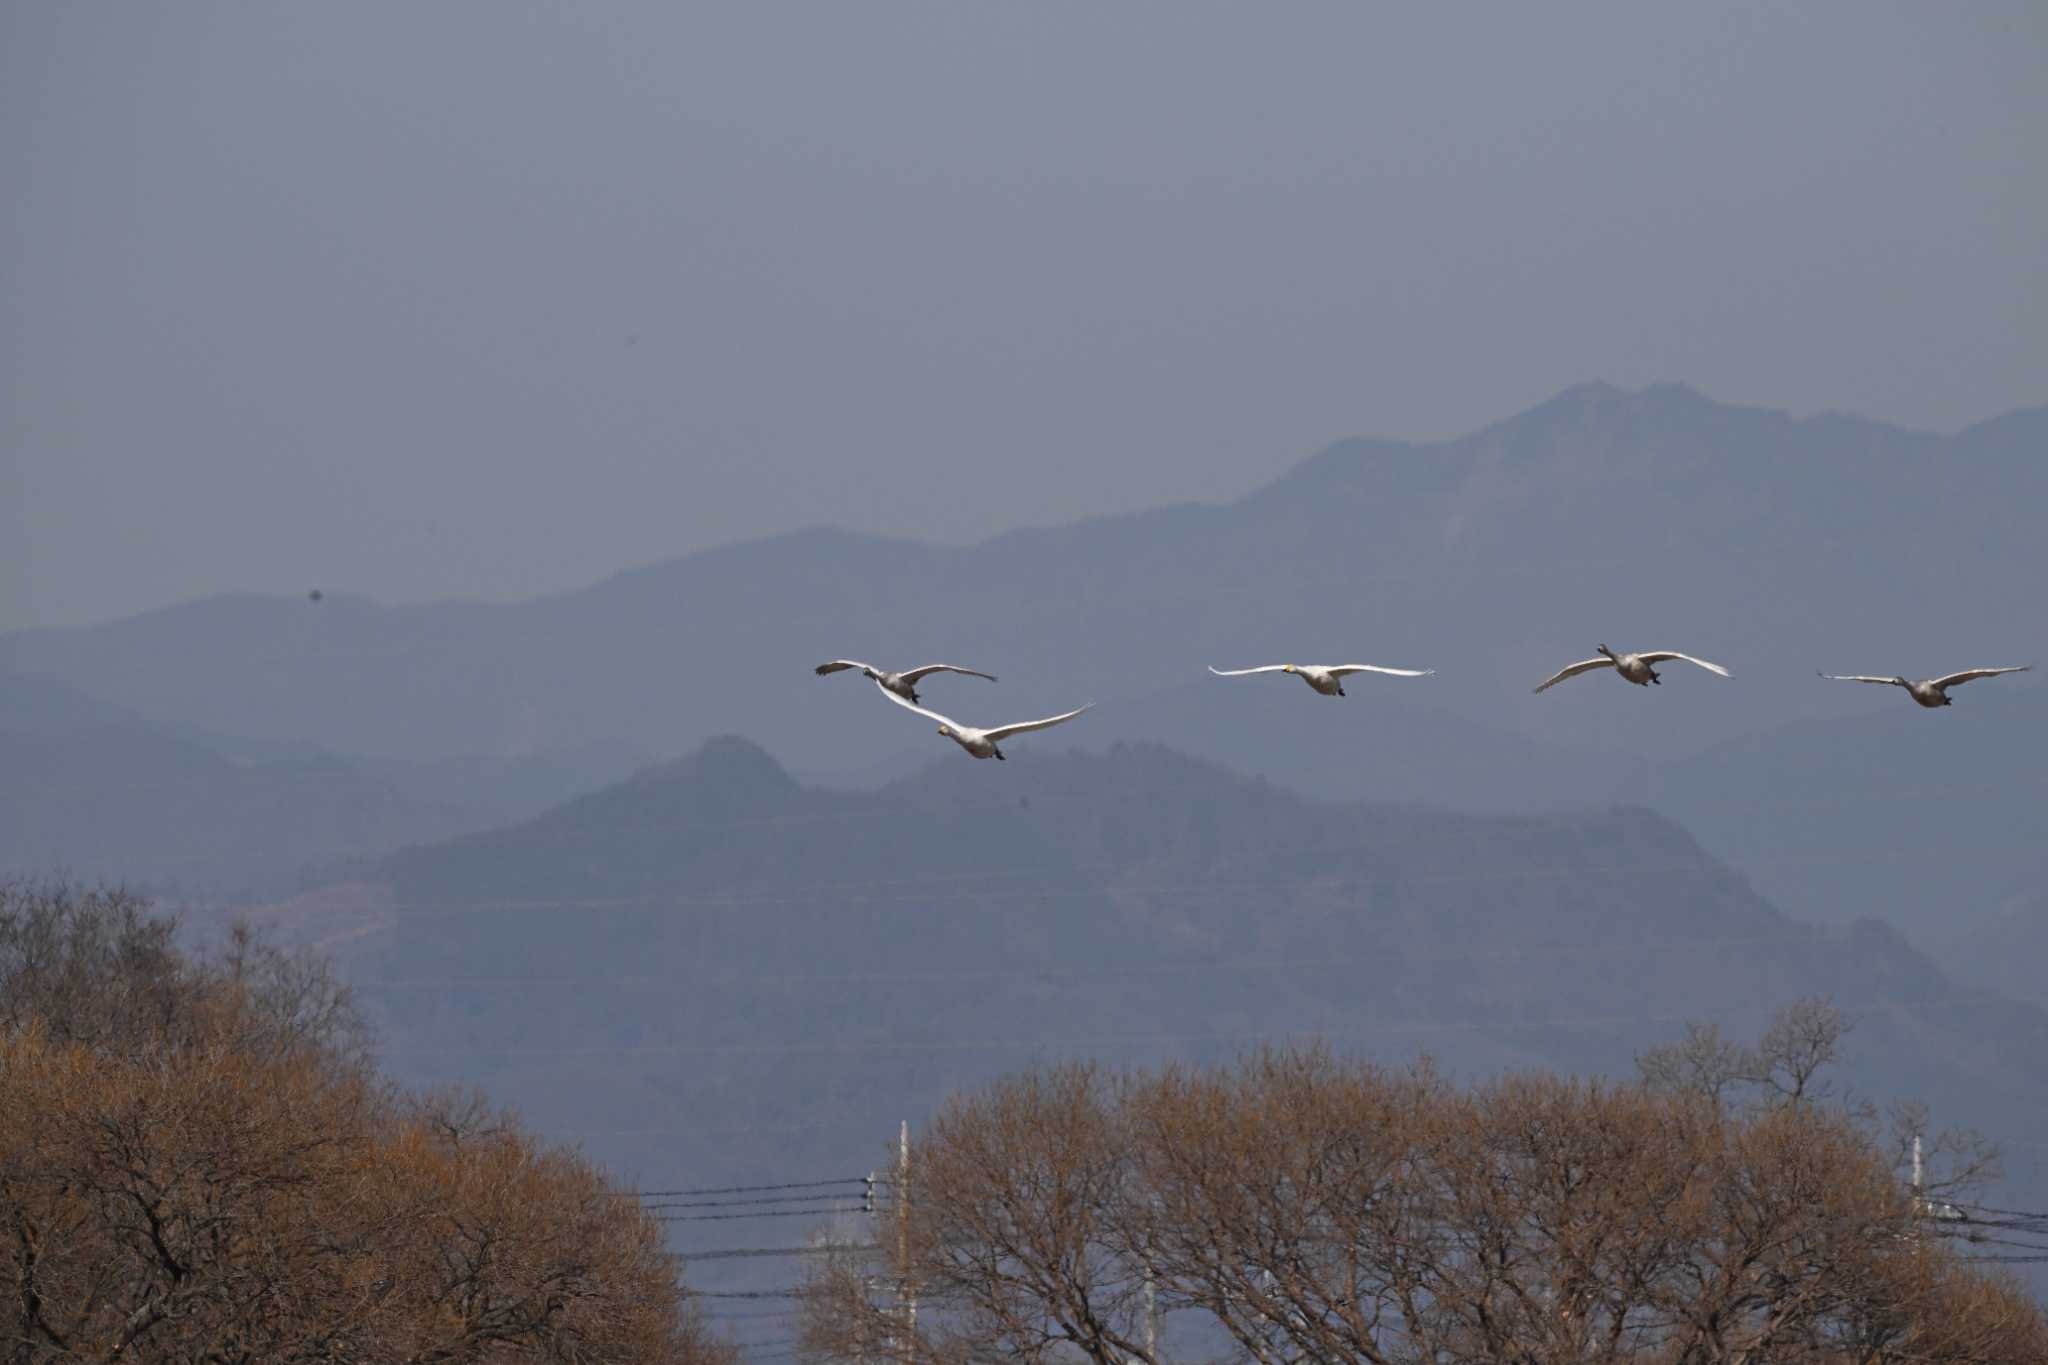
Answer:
[814, 652, 2032, 761]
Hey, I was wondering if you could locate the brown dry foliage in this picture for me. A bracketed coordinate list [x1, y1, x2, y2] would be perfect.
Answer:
[0, 883, 732, 1365]
[802, 1047, 2047, 1365]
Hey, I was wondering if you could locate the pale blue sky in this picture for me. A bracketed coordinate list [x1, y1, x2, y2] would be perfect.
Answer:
[4, 3, 2043, 628]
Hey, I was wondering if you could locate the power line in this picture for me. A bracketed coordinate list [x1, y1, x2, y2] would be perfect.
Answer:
[680, 1245, 879, 1262]
[660, 1207, 863, 1223]
[616, 1178, 865, 1198]
[1944, 1232, 2048, 1253]
[647, 1192, 863, 1211]
[1944, 1200, 2048, 1222]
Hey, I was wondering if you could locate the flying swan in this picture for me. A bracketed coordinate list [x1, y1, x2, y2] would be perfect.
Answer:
[1818, 665, 2030, 709]
[874, 683, 1091, 760]
[815, 659, 996, 704]
[1533, 645, 1731, 694]
[1206, 663, 1434, 698]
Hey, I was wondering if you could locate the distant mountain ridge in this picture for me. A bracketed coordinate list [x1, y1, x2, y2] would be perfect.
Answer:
[7, 382, 2039, 762]
[301, 734, 2048, 1296]
[0, 675, 649, 900]
[7, 383, 2043, 929]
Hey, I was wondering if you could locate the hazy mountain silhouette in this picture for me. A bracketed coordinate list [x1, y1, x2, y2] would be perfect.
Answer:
[0, 722, 453, 901]
[1942, 893, 2048, 1009]
[303, 735, 2048, 1282]
[1656, 688, 2047, 937]
[6, 384, 2041, 931]
[0, 676, 647, 900]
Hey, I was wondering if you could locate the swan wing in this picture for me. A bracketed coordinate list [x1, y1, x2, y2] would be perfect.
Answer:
[873, 683, 957, 728]
[1818, 673, 1902, 686]
[1329, 665, 1435, 678]
[1637, 652, 1732, 677]
[1532, 658, 1614, 693]
[897, 664, 998, 685]
[984, 704, 1094, 743]
[815, 660, 873, 677]
[1929, 665, 2031, 690]
[1208, 665, 1292, 677]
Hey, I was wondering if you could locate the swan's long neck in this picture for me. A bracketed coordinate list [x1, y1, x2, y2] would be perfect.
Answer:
[1596, 644, 1617, 661]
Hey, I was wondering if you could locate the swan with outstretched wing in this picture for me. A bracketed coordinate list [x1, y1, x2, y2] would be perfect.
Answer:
[815, 659, 996, 704]
[1207, 662, 1433, 698]
[1533, 645, 1731, 694]
[875, 683, 1091, 760]
[1818, 665, 2028, 709]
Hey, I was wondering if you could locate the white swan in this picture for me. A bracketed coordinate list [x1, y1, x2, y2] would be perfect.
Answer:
[874, 683, 1091, 760]
[1533, 644, 1731, 694]
[1206, 663, 1433, 698]
[1819, 666, 2030, 709]
[816, 659, 996, 704]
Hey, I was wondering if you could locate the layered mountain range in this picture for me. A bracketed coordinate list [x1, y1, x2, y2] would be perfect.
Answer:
[254, 734, 2048, 1299]
[11, 381, 2045, 1293]
[5, 382, 2039, 933]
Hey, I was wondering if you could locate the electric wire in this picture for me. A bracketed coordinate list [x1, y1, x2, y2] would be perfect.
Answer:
[660, 1207, 864, 1222]
[646, 1192, 861, 1211]
[615, 1178, 864, 1198]
[679, 1246, 879, 1261]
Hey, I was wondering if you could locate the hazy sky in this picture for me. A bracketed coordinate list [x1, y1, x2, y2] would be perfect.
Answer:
[4, 3, 2043, 630]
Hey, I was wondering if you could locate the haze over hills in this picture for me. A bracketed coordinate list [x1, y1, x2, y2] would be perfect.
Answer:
[0, 674, 648, 900]
[7, 383, 2044, 764]
[253, 734, 2048, 1299]
[1656, 687, 2048, 933]
[4, 382, 2040, 935]
[1942, 893, 2048, 1012]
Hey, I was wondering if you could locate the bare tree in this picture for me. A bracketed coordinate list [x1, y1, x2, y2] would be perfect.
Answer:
[1634, 1019, 1751, 1105]
[804, 1048, 2048, 1365]
[1639, 996, 2003, 1213]
[1749, 995, 1850, 1107]
[1884, 1098, 2002, 1204]
[0, 884, 733, 1365]
[0, 881, 368, 1071]
[1120, 1047, 1445, 1365]
[0, 883, 186, 1048]
[804, 1063, 1149, 1365]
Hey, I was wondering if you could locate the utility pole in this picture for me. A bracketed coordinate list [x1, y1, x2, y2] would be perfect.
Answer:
[900, 1120, 916, 1364]
[1908, 1129, 1963, 1227]
[857, 1170, 877, 1365]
